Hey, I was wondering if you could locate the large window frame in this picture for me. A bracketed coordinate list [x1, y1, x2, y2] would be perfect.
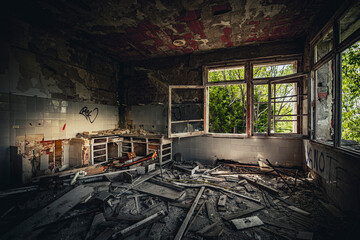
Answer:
[167, 58, 308, 138]
[204, 59, 306, 137]
[310, 1, 360, 153]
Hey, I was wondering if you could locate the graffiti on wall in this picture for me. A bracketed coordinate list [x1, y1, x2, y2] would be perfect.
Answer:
[304, 140, 360, 207]
[79, 106, 99, 123]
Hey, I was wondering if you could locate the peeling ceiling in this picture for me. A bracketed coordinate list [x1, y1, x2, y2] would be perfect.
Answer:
[5, 0, 339, 61]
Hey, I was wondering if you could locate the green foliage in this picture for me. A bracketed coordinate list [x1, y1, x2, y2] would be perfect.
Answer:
[209, 68, 244, 82]
[342, 40, 360, 143]
[209, 64, 296, 134]
[209, 85, 247, 133]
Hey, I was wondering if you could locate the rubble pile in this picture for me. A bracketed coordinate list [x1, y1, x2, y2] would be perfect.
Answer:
[0, 158, 357, 240]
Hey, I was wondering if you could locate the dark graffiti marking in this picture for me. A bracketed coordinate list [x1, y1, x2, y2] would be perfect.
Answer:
[79, 106, 99, 123]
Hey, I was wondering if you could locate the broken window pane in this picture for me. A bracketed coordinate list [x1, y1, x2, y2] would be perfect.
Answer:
[253, 63, 295, 78]
[254, 84, 269, 133]
[340, 1, 360, 43]
[315, 28, 333, 63]
[208, 66, 245, 82]
[315, 60, 334, 143]
[341, 40, 360, 151]
[170, 88, 204, 136]
[209, 85, 247, 134]
[271, 83, 298, 133]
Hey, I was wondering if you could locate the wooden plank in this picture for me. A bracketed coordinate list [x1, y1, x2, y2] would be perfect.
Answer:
[174, 186, 205, 240]
[206, 200, 217, 222]
[113, 210, 167, 239]
[288, 206, 310, 216]
[3, 185, 93, 240]
[223, 204, 265, 221]
[184, 200, 206, 236]
[238, 175, 279, 195]
[133, 181, 184, 201]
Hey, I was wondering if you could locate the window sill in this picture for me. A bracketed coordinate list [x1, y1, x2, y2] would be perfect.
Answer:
[205, 133, 306, 139]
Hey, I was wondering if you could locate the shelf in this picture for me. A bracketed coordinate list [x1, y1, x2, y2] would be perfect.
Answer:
[94, 154, 106, 158]
[93, 148, 106, 152]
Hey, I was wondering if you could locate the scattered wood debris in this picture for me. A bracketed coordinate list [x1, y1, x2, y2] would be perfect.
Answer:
[0, 158, 351, 240]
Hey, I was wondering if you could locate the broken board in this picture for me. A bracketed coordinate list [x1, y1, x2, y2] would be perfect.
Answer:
[3, 185, 93, 240]
[133, 181, 184, 201]
[231, 216, 264, 230]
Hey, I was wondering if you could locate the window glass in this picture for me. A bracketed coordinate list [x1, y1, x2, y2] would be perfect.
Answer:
[340, 2, 360, 42]
[315, 60, 334, 143]
[253, 63, 295, 78]
[208, 66, 245, 82]
[341, 40, 360, 151]
[209, 85, 246, 133]
[254, 84, 269, 133]
[170, 88, 204, 136]
[271, 83, 298, 133]
[315, 29, 333, 63]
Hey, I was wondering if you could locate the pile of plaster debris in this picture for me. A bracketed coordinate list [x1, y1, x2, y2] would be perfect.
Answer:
[0, 159, 358, 240]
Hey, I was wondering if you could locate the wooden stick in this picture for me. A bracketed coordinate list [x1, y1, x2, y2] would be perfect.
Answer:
[174, 186, 205, 240]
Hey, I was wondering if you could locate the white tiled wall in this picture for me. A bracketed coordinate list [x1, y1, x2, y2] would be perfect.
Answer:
[8, 94, 119, 141]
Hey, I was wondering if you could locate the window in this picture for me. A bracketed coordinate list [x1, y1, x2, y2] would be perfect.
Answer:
[203, 60, 303, 137]
[209, 66, 245, 82]
[253, 62, 296, 78]
[315, 60, 334, 143]
[314, 29, 333, 63]
[168, 86, 205, 138]
[253, 84, 269, 133]
[311, 1, 360, 153]
[341, 40, 360, 151]
[271, 82, 298, 133]
[209, 84, 247, 134]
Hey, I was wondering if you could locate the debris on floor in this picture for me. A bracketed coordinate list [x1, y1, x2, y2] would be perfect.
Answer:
[0, 157, 358, 240]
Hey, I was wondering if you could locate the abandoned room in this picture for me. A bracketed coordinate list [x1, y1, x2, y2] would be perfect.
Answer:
[0, 0, 360, 239]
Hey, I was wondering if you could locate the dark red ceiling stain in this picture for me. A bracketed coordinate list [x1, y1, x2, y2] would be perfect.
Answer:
[221, 27, 233, 47]
[211, 3, 232, 15]
[173, 23, 186, 33]
[187, 20, 206, 38]
[175, 10, 201, 22]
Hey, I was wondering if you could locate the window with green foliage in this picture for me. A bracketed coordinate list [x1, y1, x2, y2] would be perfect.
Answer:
[341, 40, 360, 150]
[207, 61, 299, 135]
[209, 85, 247, 133]
[254, 85, 268, 133]
[271, 83, 298, 133]
[253, 63, 296, 78]
[208, 66, 244, 82]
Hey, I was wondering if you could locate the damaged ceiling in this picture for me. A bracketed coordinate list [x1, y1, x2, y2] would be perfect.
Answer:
[5, 0, 339, 61]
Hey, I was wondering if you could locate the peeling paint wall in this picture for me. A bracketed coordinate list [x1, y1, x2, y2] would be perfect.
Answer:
[0, 19, 119, 189]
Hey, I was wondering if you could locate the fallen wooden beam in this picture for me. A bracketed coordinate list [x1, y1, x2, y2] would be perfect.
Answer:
[174, 186, 205, 240]
[184, 200, 207, 236]
[238, 175, 279, 195]
[112, 210, 167, 239]
[171, 181, 261, 204]
[3, 185, 94, 240]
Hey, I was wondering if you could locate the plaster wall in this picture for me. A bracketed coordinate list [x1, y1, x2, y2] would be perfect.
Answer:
[304, 140, 360, 214]
[173, 136, 303, 167]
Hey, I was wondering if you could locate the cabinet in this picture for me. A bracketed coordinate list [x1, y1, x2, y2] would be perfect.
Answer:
[90, 136, 123, 165]
[120, 135, 172, 164]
